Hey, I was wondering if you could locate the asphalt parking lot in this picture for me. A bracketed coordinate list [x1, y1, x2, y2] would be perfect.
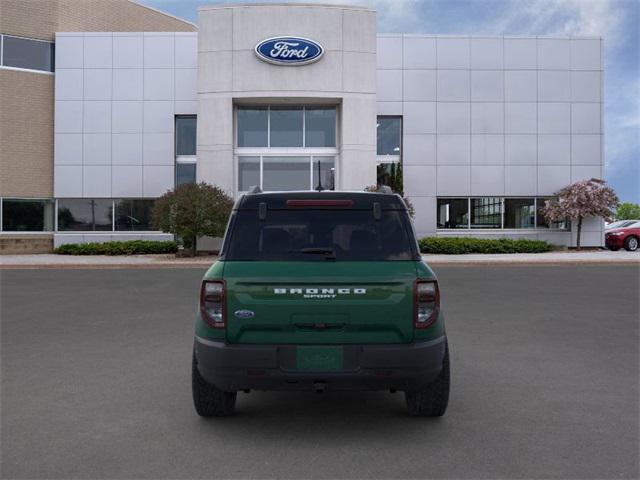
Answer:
[1, 265, 638, 479]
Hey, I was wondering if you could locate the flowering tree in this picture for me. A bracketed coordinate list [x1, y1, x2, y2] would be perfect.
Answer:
[152, 182, 233, 256]
[543, 178, 619, 250]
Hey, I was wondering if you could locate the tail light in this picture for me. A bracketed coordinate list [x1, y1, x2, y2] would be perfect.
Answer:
[200, 280, 225, 328]
[414, 280, 440, 329]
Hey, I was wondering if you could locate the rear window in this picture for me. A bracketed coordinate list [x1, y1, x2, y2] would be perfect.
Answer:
[223, 209, 417, 261]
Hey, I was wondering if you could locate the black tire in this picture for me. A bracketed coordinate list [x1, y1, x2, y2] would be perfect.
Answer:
[405, 343, 450, 417]
[192, 352, 237, 417]
[624, 236, 639, 252]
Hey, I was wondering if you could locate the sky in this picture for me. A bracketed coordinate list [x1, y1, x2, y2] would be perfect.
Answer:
[141, 0, 639, 203]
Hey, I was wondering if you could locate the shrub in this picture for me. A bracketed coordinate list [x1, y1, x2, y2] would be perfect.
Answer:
[54, 240, 178, 256]
[418, 237, 553, 255]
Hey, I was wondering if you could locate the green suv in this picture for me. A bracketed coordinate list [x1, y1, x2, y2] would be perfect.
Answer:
[192, 190, 449, 417]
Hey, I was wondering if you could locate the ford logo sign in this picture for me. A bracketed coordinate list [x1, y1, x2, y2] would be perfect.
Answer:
[255, 36, 324, 66]
[234, 310, 255, 319]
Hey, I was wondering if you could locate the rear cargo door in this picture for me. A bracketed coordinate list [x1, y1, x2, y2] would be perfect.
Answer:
[224, 261, 417, 344]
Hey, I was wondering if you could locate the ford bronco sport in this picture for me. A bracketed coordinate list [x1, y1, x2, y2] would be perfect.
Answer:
[192, 190, 449, 417]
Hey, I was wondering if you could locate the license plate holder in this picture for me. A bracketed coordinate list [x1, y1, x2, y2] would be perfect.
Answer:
[296, 346, 343, 371]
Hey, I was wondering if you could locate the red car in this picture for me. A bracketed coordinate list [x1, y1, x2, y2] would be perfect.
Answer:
[605, 222, 640, 251]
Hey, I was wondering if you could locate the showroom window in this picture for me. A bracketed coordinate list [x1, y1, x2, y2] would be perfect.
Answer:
[1, 198, 54, 231]
[54, 199, 159, 232]
[504, 198, 535, 229]
[175, 115, 196, 186]
[235, 106, 337, 192]
[437, 198, 469, 229]
[1, 34, 54, 73]
[471, 197, 502, 229]
[376, 117, 402, 190]
[114, 199, 155, 231]
[536, 198, 569, 229]
[57, 199, 112, 231]
[436, 197, 569, 229]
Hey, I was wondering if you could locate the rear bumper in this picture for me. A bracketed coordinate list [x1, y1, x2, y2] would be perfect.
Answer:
[194, 335, 447, 392]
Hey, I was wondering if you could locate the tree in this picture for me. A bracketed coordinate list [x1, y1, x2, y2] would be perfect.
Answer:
[616, 202, 640, 220]
[543, 178, 619, 250]
[152, 182, 233, 256]
[365, 183, 415, 218]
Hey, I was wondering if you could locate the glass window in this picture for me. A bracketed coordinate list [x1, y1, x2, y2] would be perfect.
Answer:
[504, 198, 535, 229]
[2, 199, 53, 231]
[114, 199, 155, 231]
[263, 156, 309, 191]
[270, 107, 303, 147]
[175, 116, 196, 156]
[437, 198, 468, 229]
[2, 35, 54, 72]
[311, 157, 335, 191]
[471, 197, 502, 229]
[237, 107, 268, 147]
[176, 163, 196, 187]
[238, 156, 260, 191]
[377, 117, 401, 156]
[536, 198, 568, 229]
[57, 199, 112, 231]
[225, 209, 415, 261]
[305, 107, 336, 147]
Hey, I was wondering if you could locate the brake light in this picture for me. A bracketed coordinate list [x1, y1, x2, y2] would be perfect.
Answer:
[200, 280, 225, 328]
[286, 199, 354, 207]
[414, 280, 440, 329]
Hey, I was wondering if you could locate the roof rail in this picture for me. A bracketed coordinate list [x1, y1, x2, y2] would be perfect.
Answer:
[247, 185, 262, 194]
[377, 185, 393, 194]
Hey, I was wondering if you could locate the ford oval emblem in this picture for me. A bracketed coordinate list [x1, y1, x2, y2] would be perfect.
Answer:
[234, 309, 255, 319]
[255, 36, 324, 66]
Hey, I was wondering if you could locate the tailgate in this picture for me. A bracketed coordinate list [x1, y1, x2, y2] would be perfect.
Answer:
[224, 261, 417, 344]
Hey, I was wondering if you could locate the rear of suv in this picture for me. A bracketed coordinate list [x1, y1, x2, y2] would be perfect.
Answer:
[192, 191, 450, 417]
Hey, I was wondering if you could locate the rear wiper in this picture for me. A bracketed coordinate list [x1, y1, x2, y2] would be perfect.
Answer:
[292, 247, 337, 259]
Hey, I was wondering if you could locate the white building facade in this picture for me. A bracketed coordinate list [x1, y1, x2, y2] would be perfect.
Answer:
[51, 3, 604, 248]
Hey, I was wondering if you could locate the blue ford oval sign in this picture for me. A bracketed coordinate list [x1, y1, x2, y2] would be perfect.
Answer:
[255, 36, 324, 66]
[234, 309, 255, 319]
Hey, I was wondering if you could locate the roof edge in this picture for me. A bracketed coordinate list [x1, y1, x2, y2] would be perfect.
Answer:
[129, 0, 198, 30]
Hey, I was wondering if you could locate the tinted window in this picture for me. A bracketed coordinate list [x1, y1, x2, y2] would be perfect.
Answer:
[437, 198, 468, 229]
[504, 198, 534, 228]
[2, 199, 53, 231]
[377, 117, 401, 156]
[270, 107, 303, 147]
[471, 197, 502, 229]
[262, 156, 309, 191]
[175, 116, 196, 155]
[176, 163, 196, 186]
[537, 197, 568, 229]
[238, 156, 260, 191]
[305, 107, 336, 147]
[114, 199, 155, 231]
[237, 107, 268, 147]
[225, 209, 416, 261]
[57, 199, 112, 231]
[2, 35, 54, 72]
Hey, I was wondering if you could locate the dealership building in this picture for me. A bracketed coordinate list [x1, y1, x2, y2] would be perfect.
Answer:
[0, 1, 605, 252]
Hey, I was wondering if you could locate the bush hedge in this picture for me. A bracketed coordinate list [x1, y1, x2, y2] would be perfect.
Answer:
[54, 240, 178, 256]
[419, 237, 553, 254]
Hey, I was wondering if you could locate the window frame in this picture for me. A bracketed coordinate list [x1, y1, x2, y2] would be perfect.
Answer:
[435, 197, 570, 231]
[235, 105, 339, 194]
[235, 105, 338, 149]
[175, 115, 197, 186]
[0, 34, 55, 75]
[237, 153, 337, 193]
